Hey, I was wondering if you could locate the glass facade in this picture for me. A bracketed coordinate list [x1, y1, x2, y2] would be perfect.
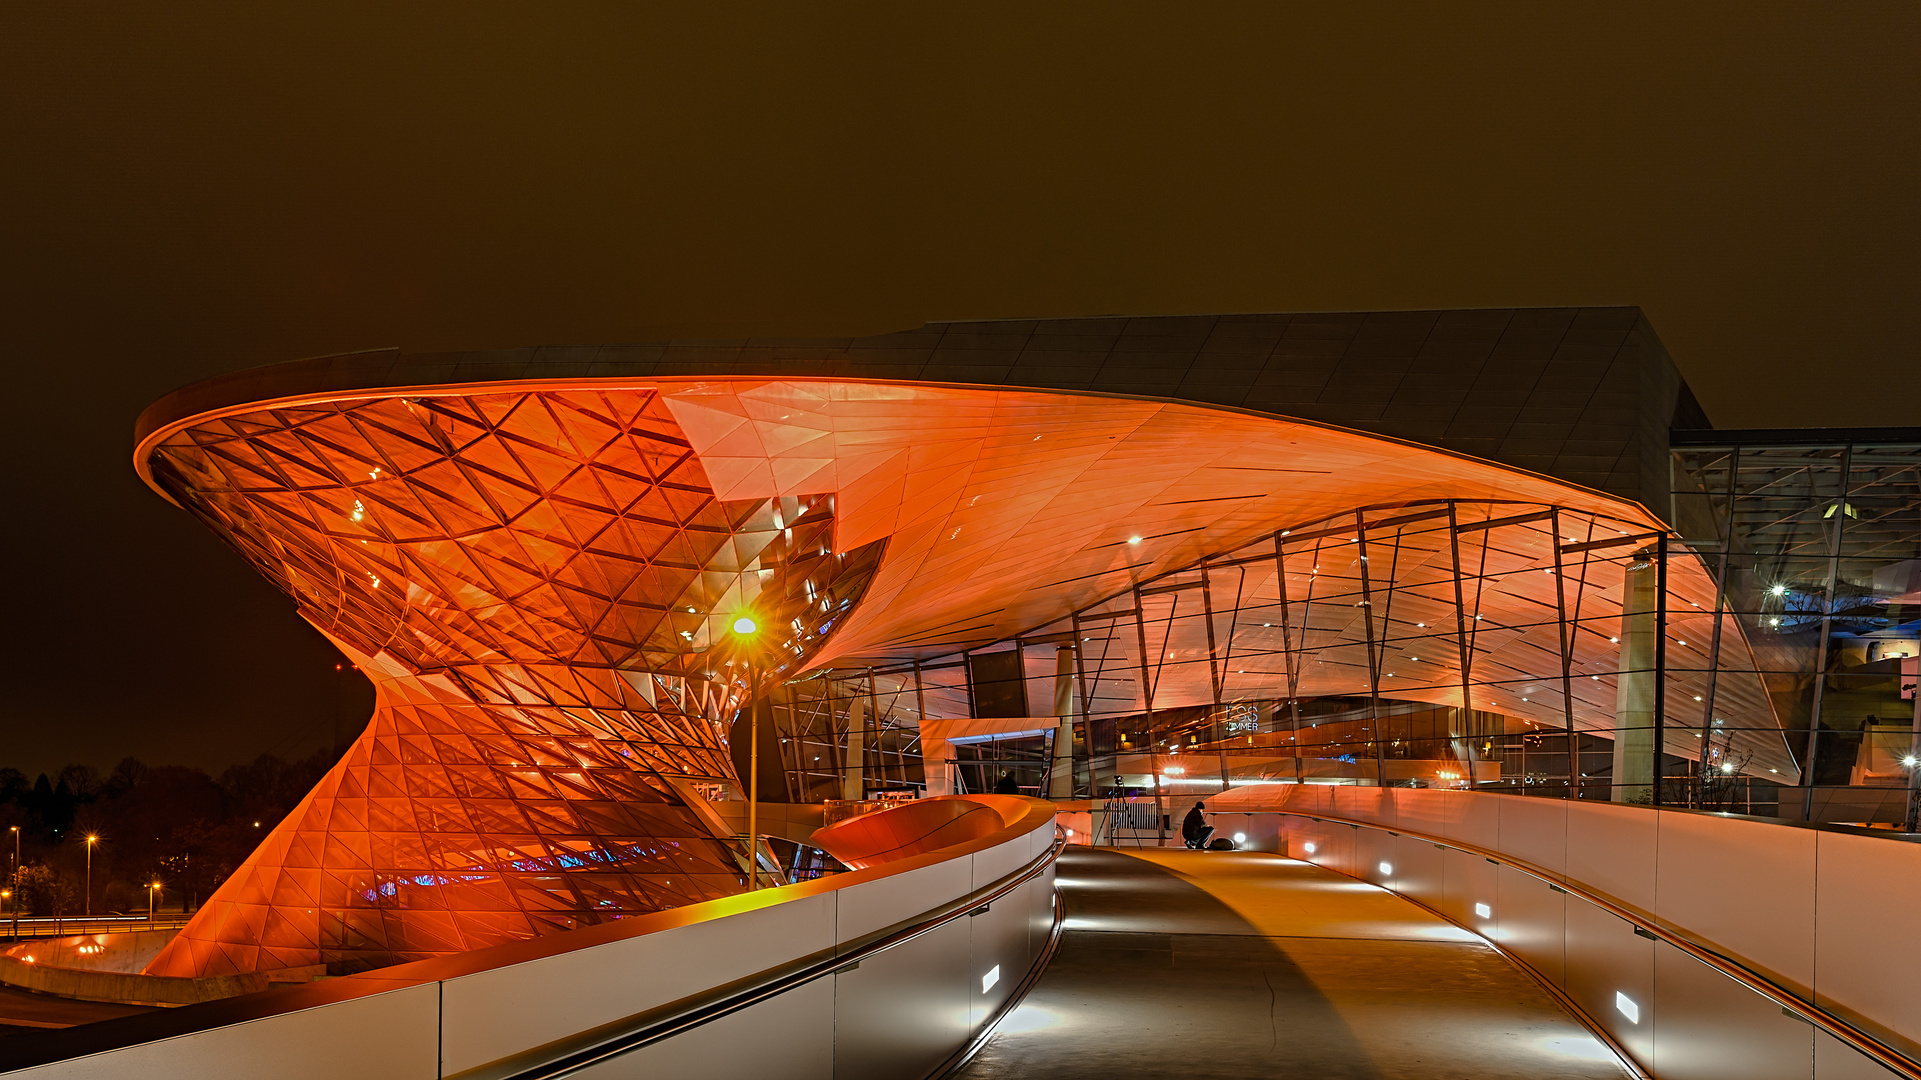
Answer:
[1670, 435, 1921, 823]
[788, 438, 1921, 827]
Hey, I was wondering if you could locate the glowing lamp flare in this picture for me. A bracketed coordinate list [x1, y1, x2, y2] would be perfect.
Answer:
[732, 616, 758, 635]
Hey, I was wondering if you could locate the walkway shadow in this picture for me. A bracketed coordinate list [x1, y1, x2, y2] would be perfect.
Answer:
[957, 847, 1385, 1080]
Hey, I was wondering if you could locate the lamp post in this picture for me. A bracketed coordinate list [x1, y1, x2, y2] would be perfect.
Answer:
[1, 890, 10, 941]
[147, 882, 160, 923]
[732, 614, 760, 891]
[84, 835, 98, 917]
[7, 827, 16, 938]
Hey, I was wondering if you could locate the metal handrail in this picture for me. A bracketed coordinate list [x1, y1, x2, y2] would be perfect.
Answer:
[452, 829, 1067, 1080]
[2, 915, 193, 940]
[1277, 808, 1921, 1080]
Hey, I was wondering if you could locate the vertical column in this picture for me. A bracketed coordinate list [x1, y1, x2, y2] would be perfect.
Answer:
[1356, 512, 1387, 787]
[1801, 444, 1853, 819]
[1049, 645, 1076, 799]
[840, 683, 866, 802]
[1904, 655, 1921, 831]
[1612, 548, 1659, 803]
[1447, 505, 1480, 788]
[1134, 586, 1166, 844]
[1274, 533, 1305, 784]
[1550, 510, 1577, 796]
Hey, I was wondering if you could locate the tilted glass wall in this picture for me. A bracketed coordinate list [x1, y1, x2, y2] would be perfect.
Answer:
[772, 439, 1920, 827]
[774, 498, 1780, 817]
[1671, 437, 1921, 824]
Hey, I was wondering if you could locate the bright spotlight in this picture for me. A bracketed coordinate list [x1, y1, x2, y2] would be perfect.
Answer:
[732, 616, 757, 635]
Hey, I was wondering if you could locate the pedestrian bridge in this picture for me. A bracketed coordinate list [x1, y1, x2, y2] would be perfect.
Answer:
[2, 790, 1917, 1080]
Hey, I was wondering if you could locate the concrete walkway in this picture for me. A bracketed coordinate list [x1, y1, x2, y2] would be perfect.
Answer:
[956, 847, 1628, 1080]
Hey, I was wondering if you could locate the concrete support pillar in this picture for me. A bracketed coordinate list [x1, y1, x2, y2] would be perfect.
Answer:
[1903, 658, 1920, 831]
[840, 688, 866, 802]
[1612, 555, 1659, 803]
[1049, 645, 1076, 799]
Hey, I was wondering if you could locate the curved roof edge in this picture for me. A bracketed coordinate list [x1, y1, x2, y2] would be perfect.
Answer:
[136, 308, 1694, 512]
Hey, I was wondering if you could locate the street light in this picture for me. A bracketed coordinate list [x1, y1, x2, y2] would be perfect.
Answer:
[84, 835, 98, 917]
[147, 882, 161, 923]
[733, 614, 760, 891]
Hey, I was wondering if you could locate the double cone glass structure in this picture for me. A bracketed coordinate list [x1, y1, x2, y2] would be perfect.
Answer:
[135, 310, 1919, 978]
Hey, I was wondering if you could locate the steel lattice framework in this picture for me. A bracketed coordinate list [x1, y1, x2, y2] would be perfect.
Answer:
[141, 389, 881, 975]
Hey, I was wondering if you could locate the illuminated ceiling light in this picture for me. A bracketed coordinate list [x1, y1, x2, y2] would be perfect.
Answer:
[1770, 583, 1788, 597]
[1906, 757, 1918, 768]
[1127, 536, 1142, 545]
[1609, 636, 1619, 643]
[686, 606, 697, 614]
[732, 616, 758, 635]
[1233, 832, 1246, 844]
[1721, 763, 1735, 774]
[1378, 862, 1393, 875]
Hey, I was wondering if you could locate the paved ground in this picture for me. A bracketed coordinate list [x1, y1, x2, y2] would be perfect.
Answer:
[0, 983, 152, 1032]
[956, 847, 1628, 1080]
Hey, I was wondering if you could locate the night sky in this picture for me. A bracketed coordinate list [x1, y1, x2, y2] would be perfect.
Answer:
[2, 5, 1916, 775]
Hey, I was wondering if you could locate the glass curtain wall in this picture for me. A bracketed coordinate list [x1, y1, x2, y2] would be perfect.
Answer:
[776, 445, 1920, 827]
[1671, 438, 1921, 825]
[781, 498, 1794, 815]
